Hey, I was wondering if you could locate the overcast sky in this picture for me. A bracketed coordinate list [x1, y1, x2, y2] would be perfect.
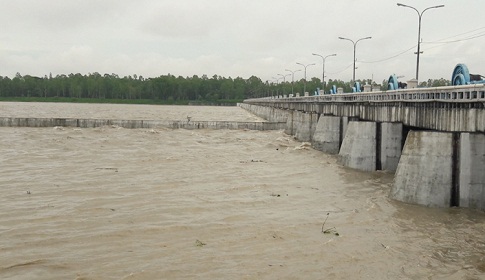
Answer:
[1, 0, 484, 84]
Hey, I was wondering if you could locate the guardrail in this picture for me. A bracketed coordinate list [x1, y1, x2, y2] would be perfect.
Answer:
[245, 84, 485, 103]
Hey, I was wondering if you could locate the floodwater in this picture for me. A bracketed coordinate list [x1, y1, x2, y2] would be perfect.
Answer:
[0, 102, 264, 122]
[0, 102, 484, 280]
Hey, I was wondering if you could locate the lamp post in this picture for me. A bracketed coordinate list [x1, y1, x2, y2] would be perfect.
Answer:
[277, 73, 290, 83]
[397, 3, 444, 82]
[296, 62, 315, 94]
[277, 73, 291, 95]
[272, 77, 280, 96]
[338, 36, 371, 82]
[265, 80, 270, 97]
[312, 53, 337, 93]
[285, 69, 301, 96]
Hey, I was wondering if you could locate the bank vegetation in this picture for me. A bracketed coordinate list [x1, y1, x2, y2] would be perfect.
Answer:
[0, 72, 450, 105]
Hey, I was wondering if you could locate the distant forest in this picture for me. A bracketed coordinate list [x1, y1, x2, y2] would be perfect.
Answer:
[0, 72, 451, 104]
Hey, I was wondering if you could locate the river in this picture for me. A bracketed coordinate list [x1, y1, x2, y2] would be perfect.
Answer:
[0, 102, 484, 279]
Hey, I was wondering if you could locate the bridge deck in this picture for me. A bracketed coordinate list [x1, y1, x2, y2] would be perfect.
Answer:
[242, 84, 485, 133]
[247, 84, 485, 104]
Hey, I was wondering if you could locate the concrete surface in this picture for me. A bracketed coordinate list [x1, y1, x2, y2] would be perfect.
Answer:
[312, 116, 341, 154]
[338, 121, 376, 172]
[459, 133, 485, 210]
[391, 131, 453, 207]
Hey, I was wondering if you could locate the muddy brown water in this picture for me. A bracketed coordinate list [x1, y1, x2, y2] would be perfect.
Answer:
[0, 102, 484, 280]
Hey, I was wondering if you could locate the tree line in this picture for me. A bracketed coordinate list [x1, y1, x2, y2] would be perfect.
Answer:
[0, 72, 451, 104]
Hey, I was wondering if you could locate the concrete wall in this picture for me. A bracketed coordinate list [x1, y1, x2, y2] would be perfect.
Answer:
[391, 131, 453, 208]
[293, 111, 312, 142]
[459, 133, 485, 210]
[338, 121, 376, 172]
[0, 117, 286, 131]
[391, 131, 485, 211]
[238, 103, 289, 123]
[312, 116, 341, 154]
[284, 111, 294, 135]
[245, 101, 485, 133]
[380, 122, 403, 172]
[293, 111, 317, 142]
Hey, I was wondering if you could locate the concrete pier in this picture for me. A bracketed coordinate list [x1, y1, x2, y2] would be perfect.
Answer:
[338, 121, 376, 172]
[284, 111, 294, 135]
[380, 122, 403, 171]
[391, 131, 454, 208]
[329, 120, 402, 172]
[459, 133, 485, 209]
[312, 116, 342, 154]
[391, 131, 485, 210]
[293, 111, 318, 142]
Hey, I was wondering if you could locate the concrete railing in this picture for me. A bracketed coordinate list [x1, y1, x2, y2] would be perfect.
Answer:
[246, 84, 485, 103]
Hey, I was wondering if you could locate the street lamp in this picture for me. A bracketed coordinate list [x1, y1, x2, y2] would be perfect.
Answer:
[272, 77, 280, 96]
[312, 53, 337, 93]
[397, 3, 444, 81]
[277, 73, 291, 95]
[285, 69, 301, 96]
[277, 73, 291, 83]
[338, 36, 371, 82]
[296, 62, 315, 94]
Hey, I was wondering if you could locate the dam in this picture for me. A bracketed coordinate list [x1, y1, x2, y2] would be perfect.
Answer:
[240, 84, 485, 211]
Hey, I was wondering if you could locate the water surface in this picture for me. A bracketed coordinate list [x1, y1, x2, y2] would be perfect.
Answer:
[0, 103, 484, 279]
